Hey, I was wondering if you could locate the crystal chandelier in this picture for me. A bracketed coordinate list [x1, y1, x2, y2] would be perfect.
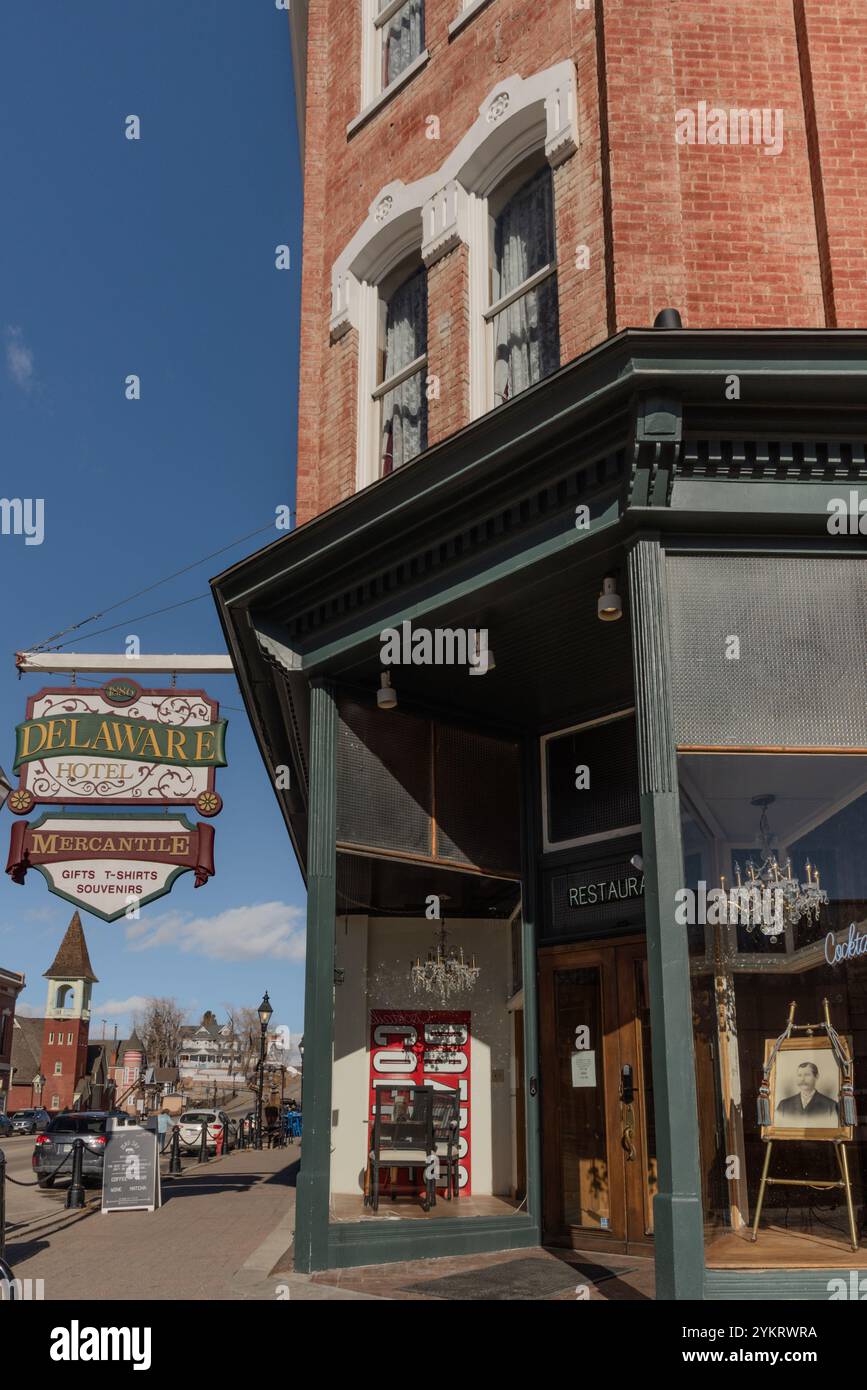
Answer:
[735, 794, 828, 942]
[411, 919, 480, 1003]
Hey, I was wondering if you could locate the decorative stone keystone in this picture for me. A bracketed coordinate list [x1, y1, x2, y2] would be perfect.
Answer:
[330, 269, 359, 342]
[545, 72, 579, 166]
[421, 181, 470, 268]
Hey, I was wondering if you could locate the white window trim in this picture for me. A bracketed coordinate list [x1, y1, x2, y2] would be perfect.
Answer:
[539, 709, 639, 854]
[449, 0, 495, 40]
[372, 350, 427, 401]
[355, 0, 428, 132]
[333, 62, 580, 486]
[358, 305, 430, 489]
[484, 261, 556, 323]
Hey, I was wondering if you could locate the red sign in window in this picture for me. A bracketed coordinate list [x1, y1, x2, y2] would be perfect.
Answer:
[369, 1010, 472, 1193]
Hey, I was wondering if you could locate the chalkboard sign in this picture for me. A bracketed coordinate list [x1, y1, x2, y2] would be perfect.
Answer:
[101, 1125, 161, 1214]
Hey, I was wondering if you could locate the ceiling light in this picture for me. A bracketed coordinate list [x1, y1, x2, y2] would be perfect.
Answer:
[376, 671, 397, 710]
[597, 575, 623, 622]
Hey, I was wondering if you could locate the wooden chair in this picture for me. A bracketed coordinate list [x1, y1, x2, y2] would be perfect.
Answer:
[367, 1085, 435, 1212]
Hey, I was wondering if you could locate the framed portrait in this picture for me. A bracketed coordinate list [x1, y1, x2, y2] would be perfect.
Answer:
[761, 1035, 853, 1142]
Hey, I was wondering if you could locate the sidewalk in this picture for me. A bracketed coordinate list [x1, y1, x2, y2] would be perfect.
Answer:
[296, 1246, 655, 1302]
[5, 1140, 656, 1301]
[6, 1145, 301, 1301]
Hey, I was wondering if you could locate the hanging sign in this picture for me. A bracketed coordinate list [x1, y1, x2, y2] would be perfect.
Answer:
[6, 812, 214, 922]
[9, 682, 226, 816]
[369, 1010, 472, 1193]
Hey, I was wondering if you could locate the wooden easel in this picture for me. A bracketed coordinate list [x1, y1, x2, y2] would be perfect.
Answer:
[752, 1000, 858, 1251]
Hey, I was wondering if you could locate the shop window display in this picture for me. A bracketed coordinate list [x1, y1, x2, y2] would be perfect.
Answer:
[329, 865, 527, 1222]
[681, 752, 867, 1266]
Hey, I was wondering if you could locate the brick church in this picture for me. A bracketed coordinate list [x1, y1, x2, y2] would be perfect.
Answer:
[8, 912, 144, 1114]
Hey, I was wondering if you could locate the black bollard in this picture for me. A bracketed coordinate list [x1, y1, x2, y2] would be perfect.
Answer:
[66, 1138, 86, 1210]
[198, 1116, 210, 1164]
[237, 1118, 244, 1151]
[0, 1147, 6, 1262]
[169, 1125, 182, 1176]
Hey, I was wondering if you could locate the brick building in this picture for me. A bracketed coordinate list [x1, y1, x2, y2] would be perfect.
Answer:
[289, 0, 867, 525]
[0, 965, 25, 1113]
[213, 1, 867, 1295]
[8, 912, 113, 1114]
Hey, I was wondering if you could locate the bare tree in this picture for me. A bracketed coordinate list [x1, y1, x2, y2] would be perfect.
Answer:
[132, 997, 186, 1068]
[223, 1004, 264, 1091]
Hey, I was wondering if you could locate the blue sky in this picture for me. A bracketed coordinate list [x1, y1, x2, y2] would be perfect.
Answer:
[0, 2, 306, 1038]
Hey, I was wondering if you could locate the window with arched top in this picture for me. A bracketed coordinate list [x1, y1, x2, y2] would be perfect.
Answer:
[333, 65, 579, 489]
[376, 264, 428, 475]
[55, 983, 74, 1011]
[488, 160, 560, 408]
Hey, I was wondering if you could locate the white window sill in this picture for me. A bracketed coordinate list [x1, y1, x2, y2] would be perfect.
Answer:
[448, 0, 495, 39]
[347, 49, 430, 138]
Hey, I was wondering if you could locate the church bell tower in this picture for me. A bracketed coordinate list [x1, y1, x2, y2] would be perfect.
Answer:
[41, 911, 98, 1112]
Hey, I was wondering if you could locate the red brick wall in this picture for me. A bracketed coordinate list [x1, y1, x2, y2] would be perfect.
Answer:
[427, 244, 469, 447]
[0, 983, 19, 1110]
[294, 0, 851, 522]
[42, 1018, 89, 1113]
[796, 0, 867, 327]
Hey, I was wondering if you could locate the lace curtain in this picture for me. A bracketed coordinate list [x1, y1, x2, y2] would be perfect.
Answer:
[492, 165, 560, 407]
[382, 0, 424, 88]
[381, 266, 428, 476]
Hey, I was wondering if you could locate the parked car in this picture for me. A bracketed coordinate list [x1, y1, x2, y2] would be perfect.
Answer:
[32, 1111, 129, 1188]
[11, 1108, 50, 1135]
[177, 1110, 226, 1153]
[0, 1112, 13, 1138]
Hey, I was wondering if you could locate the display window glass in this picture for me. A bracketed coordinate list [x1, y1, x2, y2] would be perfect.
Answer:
[329, 860, 527, 1222]
[681, 751, 867, 1266]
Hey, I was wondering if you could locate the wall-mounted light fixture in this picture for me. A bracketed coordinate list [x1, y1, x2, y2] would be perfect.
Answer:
[597, 575, 623, 623]
[377, 671, 397, 709]
[470, 629, 495, 675]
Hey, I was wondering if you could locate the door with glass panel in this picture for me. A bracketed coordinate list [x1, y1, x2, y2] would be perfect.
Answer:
[540, 938, 656, 1251]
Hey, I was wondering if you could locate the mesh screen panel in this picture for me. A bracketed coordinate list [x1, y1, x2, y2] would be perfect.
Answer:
[336, 696, 432, 855]
[667, 556, 867, 748]
[545, 716, 640, 845]
[434, 725, 521, 874]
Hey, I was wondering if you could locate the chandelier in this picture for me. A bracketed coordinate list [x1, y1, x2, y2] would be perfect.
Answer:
[411, 919, 480, 1003]
[734, 794, 828, 942]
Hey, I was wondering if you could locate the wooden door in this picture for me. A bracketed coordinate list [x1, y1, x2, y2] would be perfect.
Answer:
[540, 938, 656, 1252]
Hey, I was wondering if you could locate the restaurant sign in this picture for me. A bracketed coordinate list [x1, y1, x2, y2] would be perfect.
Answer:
[6, 812, 215, 922]
[9, 682, 226, 816]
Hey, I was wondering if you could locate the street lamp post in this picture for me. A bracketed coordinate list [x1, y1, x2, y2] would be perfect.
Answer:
[255, 992, 272, 1151]
[33, 1072, 45, 1111]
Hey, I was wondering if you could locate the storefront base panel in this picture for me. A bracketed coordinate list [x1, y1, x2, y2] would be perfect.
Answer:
[315, 1215, 541, 1273]
[705, 1270, 859, 1300]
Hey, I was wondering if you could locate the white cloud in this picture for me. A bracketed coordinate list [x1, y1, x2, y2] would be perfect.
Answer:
[91, 995, 151, 1018]
[14, 1000, 41, 1017]
[125, 901, 306, 963]
[5, 325, 35, 389]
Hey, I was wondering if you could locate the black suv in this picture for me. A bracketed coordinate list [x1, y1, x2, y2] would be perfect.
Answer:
[32, 1111, 132, 1188]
